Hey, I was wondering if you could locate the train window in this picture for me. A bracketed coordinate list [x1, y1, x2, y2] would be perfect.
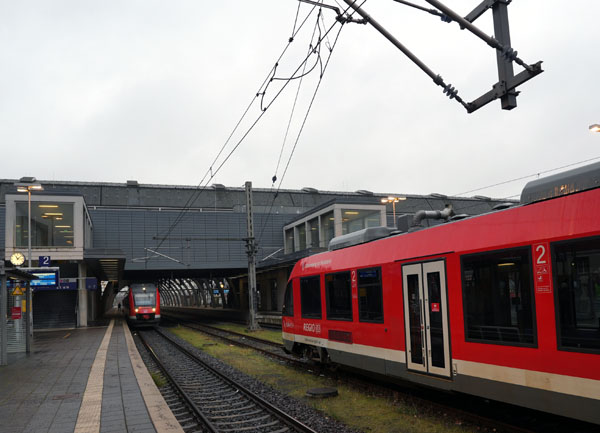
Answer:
[325, 272, 352, 321]
[300, 276, 322, 319]
[553, 237, 600, 352]
[461, 248, 536, 346]
[358, 267, 384, 323]
[282, 281, 294, 317]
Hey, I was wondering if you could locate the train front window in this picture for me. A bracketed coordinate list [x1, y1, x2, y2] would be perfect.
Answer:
[300, 276, 322, 319]
[461, 248, 536, 346]
[325, 271, 352, 321]
[553, 237, 600, 352]
[134, 293, 155, 306]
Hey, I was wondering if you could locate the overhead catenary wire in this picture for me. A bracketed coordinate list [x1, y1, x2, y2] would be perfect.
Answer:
[256, 3, 364, 247]
[153, 2, 352, 256]
[152, 4, 321, 253]
[452, 156, 600, 197]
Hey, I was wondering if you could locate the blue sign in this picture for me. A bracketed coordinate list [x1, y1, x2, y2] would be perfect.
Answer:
[58, 279, 78, 290]
[86, 277, 98, 290]
[38, 256, 51, 267]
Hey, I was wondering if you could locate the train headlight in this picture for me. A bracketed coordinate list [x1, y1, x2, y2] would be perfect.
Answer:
[152, 307, 156, 312]
[135, 308, 139, 313]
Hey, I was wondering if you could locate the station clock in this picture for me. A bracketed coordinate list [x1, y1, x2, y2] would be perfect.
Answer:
[10, 252, 25, 266]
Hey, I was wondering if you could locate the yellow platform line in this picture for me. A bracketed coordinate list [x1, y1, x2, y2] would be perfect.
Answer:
[123, 323, 184, 433]
[74, 320, 114, 433]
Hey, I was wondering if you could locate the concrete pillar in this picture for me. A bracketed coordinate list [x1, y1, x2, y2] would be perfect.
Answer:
[78, 262, 87, 327]
[1, 272, 7, 366]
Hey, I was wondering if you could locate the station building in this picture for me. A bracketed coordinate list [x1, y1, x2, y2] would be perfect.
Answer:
[0, 177, 512, 335]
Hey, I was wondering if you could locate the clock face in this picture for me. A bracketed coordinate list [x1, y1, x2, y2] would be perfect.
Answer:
[10, 253, 25, 266]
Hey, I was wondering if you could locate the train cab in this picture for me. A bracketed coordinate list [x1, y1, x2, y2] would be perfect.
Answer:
[123, 283, 160, 327]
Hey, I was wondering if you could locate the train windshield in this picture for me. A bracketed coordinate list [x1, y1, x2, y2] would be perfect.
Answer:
[133, 292, 155, 306]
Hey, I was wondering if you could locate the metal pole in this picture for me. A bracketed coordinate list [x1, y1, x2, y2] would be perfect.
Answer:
[245, 181, 259, 331]
[0, 263, 7, 365]
[28, 189, 32, 268]
[26, 281, 32, 354]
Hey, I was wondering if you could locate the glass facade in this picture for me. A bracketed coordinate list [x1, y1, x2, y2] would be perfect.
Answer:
[284, 205, 384, 253]
[319, 211, 334, 248]
[16, 202, 75, 247]
[341, 209, 381, 235]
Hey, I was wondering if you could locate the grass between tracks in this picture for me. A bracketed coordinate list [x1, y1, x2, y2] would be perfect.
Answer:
[168, 326, 477, 433]
[209, 322, 283, 344]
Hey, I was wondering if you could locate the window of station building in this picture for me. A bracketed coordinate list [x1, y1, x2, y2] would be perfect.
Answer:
[282, 281, 294, 317]
[285, 228, 295, 254]
[461, 248, 536, 346]
[553, 237, 600, 352]
[308, 218, 319, 248]
[16, 202, 75, 248]
[325, 271, 352, 321]
[320, 211, 335, 248]
[297, 224, 307, 251]
[358, 267, 384, 323]
[300, 276, 322, 319]
[341, 209, 381, 235]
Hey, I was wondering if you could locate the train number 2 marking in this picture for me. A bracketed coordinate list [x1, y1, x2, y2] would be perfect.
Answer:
[535, 244, 547, 264]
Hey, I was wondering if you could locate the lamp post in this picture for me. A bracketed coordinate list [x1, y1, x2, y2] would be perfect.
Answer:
[16, 177, 44, 268]
[589, 124, 600, 133]
[381, 196, 406, 224]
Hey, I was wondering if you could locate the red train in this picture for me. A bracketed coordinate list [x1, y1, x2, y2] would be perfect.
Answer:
[282, 162, 600, 425]
[123, 283, 161, 327]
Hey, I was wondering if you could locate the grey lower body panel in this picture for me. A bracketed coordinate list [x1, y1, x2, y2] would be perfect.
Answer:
[292, 341, 600, 425]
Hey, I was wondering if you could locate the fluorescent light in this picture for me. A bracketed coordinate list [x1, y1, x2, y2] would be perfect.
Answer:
[55, 225, 71, 228]
[38, 205, 58, 208]
[344, 211, 359, 215]
[44, 213, 63, 216]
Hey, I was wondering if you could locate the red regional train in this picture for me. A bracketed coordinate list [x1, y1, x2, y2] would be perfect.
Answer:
[123, 283, 161, 327]
[282, 162, 600, 424]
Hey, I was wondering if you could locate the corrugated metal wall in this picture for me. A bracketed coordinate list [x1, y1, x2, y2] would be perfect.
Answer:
[90, 208, 289, 271]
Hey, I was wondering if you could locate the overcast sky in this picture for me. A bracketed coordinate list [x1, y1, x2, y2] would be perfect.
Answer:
[1, 0, 599, 200]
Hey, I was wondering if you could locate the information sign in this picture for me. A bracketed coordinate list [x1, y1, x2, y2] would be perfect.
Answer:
[38, 256, 51, 267]
[11, 307, 22, 320]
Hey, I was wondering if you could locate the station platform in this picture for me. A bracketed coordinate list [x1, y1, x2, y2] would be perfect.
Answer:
[0, 314, 183, 433]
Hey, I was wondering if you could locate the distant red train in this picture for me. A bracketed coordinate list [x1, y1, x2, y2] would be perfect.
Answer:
[123, 283, 160, 327]
[282, 162, 600, 425]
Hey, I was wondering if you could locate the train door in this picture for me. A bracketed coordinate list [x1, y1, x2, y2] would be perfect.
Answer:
[402, 260, 451, 377]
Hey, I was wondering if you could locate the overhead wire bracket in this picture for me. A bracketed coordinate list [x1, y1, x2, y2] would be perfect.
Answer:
[298, 0, 367, 24]
[338, 0, 542, 112]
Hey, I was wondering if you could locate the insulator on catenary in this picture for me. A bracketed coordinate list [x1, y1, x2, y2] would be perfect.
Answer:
[443, 84, 458, 100]
[502, 46, 518, 61]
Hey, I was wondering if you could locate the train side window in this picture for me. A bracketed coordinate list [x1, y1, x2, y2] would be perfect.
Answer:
[553, 237, 600, 352]
[358, 267, 384, 323]
[461, 248, 536, 346]
[300, 276, 322, 319]
[325, 271, 352, 321]
[282, 281, 294, 317]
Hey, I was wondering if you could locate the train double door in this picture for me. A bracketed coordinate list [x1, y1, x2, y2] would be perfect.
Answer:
[402, 260, 451, 377]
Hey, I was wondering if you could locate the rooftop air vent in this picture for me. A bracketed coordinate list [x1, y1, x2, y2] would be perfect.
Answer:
[473, 195, 491, 201]
[429, 193, 447, 199]
[212, 183, 226, 190]
[355, 189, 373, 196]
[450, 214, 469, 221]
[302, 187, 318, 193]
[329, 226, 396, 251]
[126, 180, 138, 187]
[521, 161, 600, 204]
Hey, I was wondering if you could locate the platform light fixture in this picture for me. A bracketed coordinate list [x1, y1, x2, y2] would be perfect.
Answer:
[590, 124, 600, 133]
[15, 177, 44, 268]
[381, 196, 406, 222]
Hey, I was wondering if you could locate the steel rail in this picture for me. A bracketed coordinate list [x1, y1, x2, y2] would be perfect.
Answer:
[137, 330, 220, 432]
[154, 328, 319, 433]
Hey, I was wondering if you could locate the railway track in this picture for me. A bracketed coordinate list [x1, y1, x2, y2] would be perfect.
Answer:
[161, 318, 560, 433]
[136, 327, 319, 433]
